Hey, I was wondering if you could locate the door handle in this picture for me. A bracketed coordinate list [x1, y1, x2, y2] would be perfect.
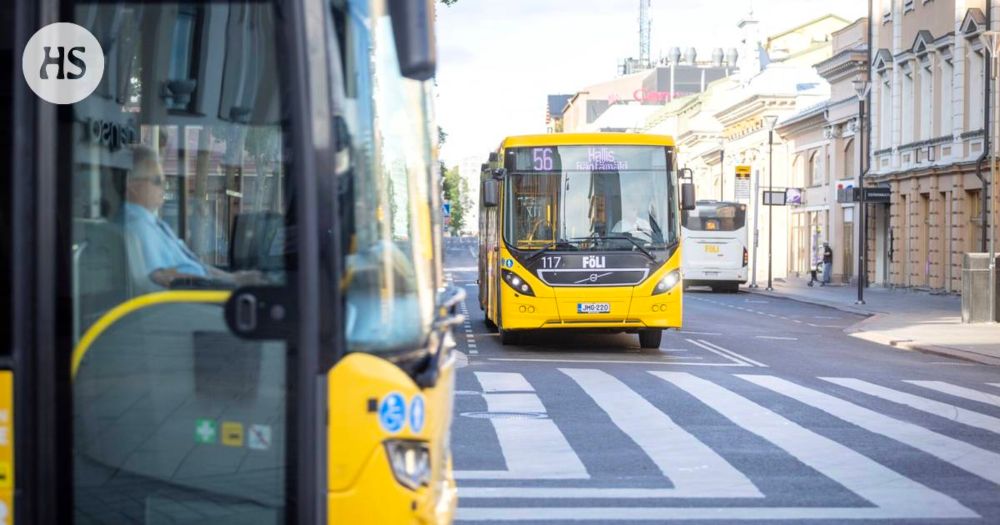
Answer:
[225, 286, 296, 340]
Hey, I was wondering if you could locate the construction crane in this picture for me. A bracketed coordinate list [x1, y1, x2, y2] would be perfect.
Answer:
[639, 0, 651, 69]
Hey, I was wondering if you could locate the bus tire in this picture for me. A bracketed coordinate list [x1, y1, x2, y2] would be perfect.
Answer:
[638, 329, 662, 349]
[484, 317, 498, 332]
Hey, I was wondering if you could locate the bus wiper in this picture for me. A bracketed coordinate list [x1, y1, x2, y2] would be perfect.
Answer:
[524, 240, 579, 263]
[580, 235, 657, 262]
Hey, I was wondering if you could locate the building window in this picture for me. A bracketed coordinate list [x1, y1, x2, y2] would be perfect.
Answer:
[901, 67, 915, 143]
[968, 189, 983, 251]
[968, 48, 985, 131]
[939, 57, 953, 137]
[879, 75, 892, 148]
[919, 62, 933, 140]
[844, 139, 856, 179]
[808, 151, 822, 186]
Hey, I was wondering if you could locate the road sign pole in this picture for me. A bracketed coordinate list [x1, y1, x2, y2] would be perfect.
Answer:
[750, 167, 760, 288]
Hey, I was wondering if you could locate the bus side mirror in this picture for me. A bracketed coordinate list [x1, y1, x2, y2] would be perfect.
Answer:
[681, 182, 696, 211]
[388, 0, 436, 81]
[483, 179, 500, 208]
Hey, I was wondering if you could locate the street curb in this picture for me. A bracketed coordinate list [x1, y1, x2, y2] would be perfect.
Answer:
[746, 288, 1000, 366]
[744, 287, 879, 317]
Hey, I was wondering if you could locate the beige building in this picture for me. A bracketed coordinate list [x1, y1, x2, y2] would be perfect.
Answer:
[777, 18, 870, 283]
[645, 13, 849, 284]
[867, 0, 995, 292]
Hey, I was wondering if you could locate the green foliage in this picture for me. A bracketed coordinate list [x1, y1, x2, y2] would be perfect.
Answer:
[440, 0, 459, 5]
[442, 164, 469, 235]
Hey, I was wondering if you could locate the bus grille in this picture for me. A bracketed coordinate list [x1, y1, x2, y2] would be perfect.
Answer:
[537, 269, 649, 287]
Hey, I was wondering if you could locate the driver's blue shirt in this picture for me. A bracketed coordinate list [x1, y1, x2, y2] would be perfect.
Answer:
[122, 202, 208, 279]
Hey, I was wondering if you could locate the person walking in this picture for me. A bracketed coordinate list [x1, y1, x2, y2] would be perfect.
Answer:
[821, 242, 833, 286]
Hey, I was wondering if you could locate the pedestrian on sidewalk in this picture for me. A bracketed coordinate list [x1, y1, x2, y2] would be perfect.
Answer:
[821, 242, 833, 286]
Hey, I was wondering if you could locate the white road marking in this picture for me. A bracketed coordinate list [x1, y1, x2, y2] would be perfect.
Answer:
[455, 372, 588, 480]
[488, 357, 745, 367]
[696, 339, 768, 368]
[755, 336, 798, 341]
[561, 369, 761, 498]
[686, 339, 752, 367]
[808, 323, 843, 328]
[676, 331, 723, 336]
[990, 383, 1000, 389]
[475, 372, 533, 393]
[906, 381, 1000, 408]
[822, 378, 1000, 434]
[741, 375, 1000, 486]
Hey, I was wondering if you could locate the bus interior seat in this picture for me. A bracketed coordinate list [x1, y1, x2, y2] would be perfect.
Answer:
[73, 218, 133, 336]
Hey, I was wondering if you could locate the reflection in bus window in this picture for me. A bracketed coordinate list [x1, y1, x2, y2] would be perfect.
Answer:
[333, 0, 435, 354]
[70, 2, 291, 522]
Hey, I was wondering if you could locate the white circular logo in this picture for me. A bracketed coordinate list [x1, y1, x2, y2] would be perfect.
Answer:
[22, 23, 104, 105]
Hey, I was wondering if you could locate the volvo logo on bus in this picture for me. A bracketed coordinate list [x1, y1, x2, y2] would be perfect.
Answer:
[582, 256, 606, 269]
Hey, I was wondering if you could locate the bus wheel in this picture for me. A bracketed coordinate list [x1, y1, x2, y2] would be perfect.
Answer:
[638, 329, 662, 349]
[500, 328, 520, 346]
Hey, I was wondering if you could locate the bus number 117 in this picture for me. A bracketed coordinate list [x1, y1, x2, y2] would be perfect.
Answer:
[541, 256, 562, 269]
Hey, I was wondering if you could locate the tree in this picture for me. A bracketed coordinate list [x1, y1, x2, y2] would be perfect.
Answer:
[442, 165, 468, 235]
[440, 0, 459, 5]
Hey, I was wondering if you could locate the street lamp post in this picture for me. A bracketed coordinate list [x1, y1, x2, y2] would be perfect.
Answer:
[719, 144, 725, 201]
[853, 77, 871, 306]
[982, 31, 1000, 323]
[763, 115, 779, 291]
[749, 155, 761, 289]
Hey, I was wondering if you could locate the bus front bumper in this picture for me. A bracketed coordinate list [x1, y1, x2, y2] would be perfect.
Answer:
[501, 290, 682, 331]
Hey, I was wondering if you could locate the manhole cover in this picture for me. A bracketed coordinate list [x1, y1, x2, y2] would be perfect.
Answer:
[460, 411, 548, 420]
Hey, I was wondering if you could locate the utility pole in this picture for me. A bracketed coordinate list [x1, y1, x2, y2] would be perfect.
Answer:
[719, 146, 725, 201]
[983, 31, 1000, 323]
[749, 164, 760, 288]
[853, 77, 871, 305]
[763, 115, 778, 291]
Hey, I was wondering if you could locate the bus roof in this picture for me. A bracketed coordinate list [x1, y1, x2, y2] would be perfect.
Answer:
[499, 133, 675, 150]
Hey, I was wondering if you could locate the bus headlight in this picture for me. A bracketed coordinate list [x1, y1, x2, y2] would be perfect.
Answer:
[653, 270, 681, 295]
[385, 440, 431, 491]
[501, 269, 535, 296]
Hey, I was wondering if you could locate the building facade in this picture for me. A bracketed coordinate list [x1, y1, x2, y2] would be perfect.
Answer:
[777, 18, 870, 284]
[867, 0, 995, 292]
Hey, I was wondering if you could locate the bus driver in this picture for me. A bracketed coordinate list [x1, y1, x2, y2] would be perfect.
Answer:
[122, 145, 261, 289]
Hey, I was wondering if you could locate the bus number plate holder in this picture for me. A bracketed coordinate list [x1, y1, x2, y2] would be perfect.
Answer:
[577, 303, 610, 314]
[704, 245, 720, 254]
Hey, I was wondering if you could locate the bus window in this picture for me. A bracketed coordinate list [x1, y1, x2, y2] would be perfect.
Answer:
[507, 175, 559, 248]
[69, 2, 292, 522]
[683, 203, 748, 232]
[334, 0, 436, 355]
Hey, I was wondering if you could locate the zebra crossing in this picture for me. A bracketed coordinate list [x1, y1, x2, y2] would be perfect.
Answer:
[454, 369, 1000, 522]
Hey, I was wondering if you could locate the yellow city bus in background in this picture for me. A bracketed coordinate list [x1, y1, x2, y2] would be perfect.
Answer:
[2, 0, 460, 523]
[478, 134, 696, 348]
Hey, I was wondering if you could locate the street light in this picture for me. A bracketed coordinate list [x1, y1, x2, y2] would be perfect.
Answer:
[718, 140, 725, 201]
[981, 30, 1000, 323]
[853, 76, 871, 306]
[762, 114, 779, 291]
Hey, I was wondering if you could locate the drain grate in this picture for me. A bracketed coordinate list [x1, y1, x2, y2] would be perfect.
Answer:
[460, 411, 548, 420]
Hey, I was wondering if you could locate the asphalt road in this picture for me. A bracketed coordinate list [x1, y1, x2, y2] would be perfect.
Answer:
[443, 238, 1000, 524]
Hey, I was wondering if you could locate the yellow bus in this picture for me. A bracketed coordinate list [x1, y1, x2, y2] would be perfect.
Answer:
[3, 0, 460, 523]
[478, 134, 696, 348]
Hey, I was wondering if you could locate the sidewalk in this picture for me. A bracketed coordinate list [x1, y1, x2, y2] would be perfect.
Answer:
[746, 278, 1000, 366]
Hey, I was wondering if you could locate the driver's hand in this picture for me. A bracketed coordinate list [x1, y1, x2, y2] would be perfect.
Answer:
[232, 269, 266, 286]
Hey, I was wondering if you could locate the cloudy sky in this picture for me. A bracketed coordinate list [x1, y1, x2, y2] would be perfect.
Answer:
[435, 0, 867, 167]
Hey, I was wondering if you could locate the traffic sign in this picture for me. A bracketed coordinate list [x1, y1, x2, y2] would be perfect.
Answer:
[442, 202, 452, 217]
[735, 165, 751, 200]
[763, 190, 787, 206]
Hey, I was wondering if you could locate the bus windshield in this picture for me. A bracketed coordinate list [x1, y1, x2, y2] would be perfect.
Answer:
[683, 202, 748, 232]
[503, 145, 677, 251]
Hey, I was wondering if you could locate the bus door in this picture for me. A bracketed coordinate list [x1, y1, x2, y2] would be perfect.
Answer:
[9, 0, 332, 522]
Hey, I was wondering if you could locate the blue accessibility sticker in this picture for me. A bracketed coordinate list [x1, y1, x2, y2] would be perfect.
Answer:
[378, 392, 406, 433]
[409, 395, 426, 434]
[503, 258, 514, 268]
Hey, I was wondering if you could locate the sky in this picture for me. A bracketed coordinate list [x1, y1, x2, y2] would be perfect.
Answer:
[435, 0, 867, 167]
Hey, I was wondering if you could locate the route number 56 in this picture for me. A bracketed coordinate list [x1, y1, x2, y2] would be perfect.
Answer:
[533, 148, 554, 171]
